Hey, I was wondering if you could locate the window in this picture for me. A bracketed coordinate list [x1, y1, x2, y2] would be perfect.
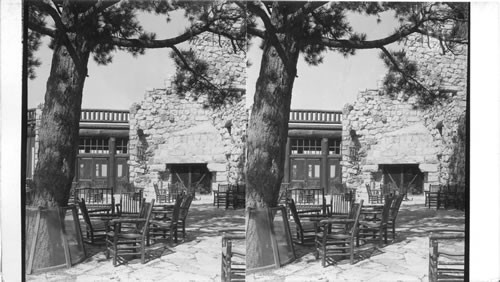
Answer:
[328, 139, 341, 155]
[116, 138, 129, 154]
[79, 137, 109, 154]
[290, 138, 322, 155]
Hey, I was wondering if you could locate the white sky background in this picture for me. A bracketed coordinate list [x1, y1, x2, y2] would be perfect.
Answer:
[27, 7, 401, 111]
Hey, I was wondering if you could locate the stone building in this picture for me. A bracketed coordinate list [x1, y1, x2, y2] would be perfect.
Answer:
[341, 34, 467, 200]
[128, 33, 247, 198]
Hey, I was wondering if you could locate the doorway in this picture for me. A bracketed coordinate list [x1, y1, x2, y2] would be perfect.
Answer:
[167, 163, 212, 194]
[379, 164, 424, 195]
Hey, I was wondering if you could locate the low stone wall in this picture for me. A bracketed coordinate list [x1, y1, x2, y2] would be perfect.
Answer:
[342, 34, 467, 201]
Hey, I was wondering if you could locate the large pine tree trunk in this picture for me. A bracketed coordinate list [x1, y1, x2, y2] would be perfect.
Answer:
[245, 11, 300, 267]
[27, 29, 90, 270]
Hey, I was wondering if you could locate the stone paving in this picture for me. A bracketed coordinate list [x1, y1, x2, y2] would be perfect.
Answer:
[26, 195, 465, 281]
[27, 194, 245, 282]
[247, 195, 465, 282]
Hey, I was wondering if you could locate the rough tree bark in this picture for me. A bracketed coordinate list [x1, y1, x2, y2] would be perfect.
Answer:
[27, 20, 90, 270]
[245, 5, 301, 268]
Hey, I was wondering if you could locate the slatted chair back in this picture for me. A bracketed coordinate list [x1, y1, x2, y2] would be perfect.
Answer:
[117, 192, 145, 216]
[347, 200, 364, 234]
[168, 183, 181, 202]
[287, 198, 303, 231]
[381, 195, 395, 225]
[330, 193, 353, 215]
[390, 194, 405, 220]
[429, 229, 465, 282]
[179, 193, 194, 220]
[138, 200, 155, 236]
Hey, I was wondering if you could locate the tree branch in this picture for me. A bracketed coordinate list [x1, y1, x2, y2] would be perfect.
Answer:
[170, 45, 224, 94]
[78, 0, 120, 23]
[416, 28, 468, 44]
[380, 46, 433, 95]
[246, 26, 266, 39]
[27, 21, 56, 37]
[316, 24, 420, 49]
[245, 2, 295, 74]
[104, 24, 210, 48]
[31, 1, 86, 75]
[287, 1, 327, 23]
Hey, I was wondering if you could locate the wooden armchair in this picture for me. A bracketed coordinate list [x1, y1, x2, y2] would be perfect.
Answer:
[105, 200, 154, 266]
[429, 229, 465, 282]
[426, 184, 441, 209]
[153, 182, 168, 203]
[357, 195, 395, 246]
[214, 184, 230, 208]
[177, 193, 194, 239]
[315, 200, 364, 266]
[77, 198, 109, 244]
[220, 229, 245, 282]
[115, 192, 145, 217]
[148, 194, 183, 245]
[387, 194, 405, 240]
[365, 183, 383, 204]
[288, 198, 322, 245]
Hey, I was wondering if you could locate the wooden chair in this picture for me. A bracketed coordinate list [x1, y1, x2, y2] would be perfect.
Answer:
[328, 193, 354, 217]
[153, 182, 168, 203]
[287, 198, 321, 245]
[357, 195, 395, 246]
[105, 200, 155, 266]
[214, 184, 230, 208]
[77, 198, 109, 244]
[429, 229, 465, 282]
[115, 192, 145, 217]
[168, 183, 182, 202]
[177, 193, 194, 239]
[387, 194, 405, 240]
[148, 194, 183, 245]
[426, 184, 441, 209]
[233, 184, 245, 209]
[221, 229, 245, 282]
[365, 183, 383, 204]
[315, 200, 364, 266]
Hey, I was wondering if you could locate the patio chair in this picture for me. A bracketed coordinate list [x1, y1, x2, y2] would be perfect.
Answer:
[221, 229, 245, 282]
[288, 198, 322, 245]
[426, 184, 441, 209]
[428, 229, 465, 282]
[387, 194, 405, 240]
[328, 193, 354, 217]
[105, 200, 155, 266]
[154, 182, 168, 203]
[315, 200, 363, 266]
[233, 184, 245, 209]
[177, 193, 194, 239]
[148, 194, 183, 245]
[365, 183, 383, 204]
[115, 192, 145, 217]
[77, 198, 109, 244]
[214, 184, 230, 208]
[357, 195, 394, 247]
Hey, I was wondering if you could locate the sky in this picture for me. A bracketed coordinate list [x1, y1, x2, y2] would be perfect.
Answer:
[27, 7, 401, 111]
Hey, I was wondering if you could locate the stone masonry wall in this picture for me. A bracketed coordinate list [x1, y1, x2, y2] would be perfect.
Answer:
[342, 34, 467, 200]
[129, 33, 247, 199]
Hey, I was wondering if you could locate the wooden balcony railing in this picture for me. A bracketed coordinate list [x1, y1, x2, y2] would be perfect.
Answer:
[80, 109, 129, 123]
[28, 109, 340, 125]
[27, 108, 129, 124]
[289, 109, 342, 124]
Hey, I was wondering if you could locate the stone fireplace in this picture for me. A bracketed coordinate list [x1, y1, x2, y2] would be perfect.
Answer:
[128, 32, 247, 199]
[341, 34, 467, 202]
